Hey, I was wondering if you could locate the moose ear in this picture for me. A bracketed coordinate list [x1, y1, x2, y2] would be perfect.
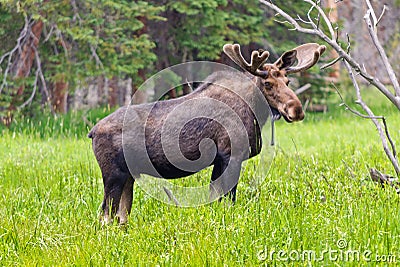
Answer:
[275, 43, 326, 74]
[274, 50, 297, 70]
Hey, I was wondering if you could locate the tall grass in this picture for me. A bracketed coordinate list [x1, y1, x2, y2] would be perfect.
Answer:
[0, 89, 399, 266]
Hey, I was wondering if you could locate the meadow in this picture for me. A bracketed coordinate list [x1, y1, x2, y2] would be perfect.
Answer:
[1, 88, 399, 266]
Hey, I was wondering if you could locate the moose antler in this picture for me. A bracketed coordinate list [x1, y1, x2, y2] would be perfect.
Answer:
[223, 44, 270, 78]
[275, 43, 326, 74]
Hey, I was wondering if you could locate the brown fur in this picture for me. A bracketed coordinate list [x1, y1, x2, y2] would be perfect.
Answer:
[89, 44, 325, 224]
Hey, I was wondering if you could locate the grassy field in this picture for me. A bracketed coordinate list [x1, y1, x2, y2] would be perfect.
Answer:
[1, 89, 400, 266]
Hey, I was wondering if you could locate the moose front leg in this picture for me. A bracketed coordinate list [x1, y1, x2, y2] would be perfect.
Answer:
[210, 154, 242, 202]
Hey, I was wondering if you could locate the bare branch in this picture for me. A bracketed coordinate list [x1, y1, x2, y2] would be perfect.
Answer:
[0, 15, 30, 95]
[320, 56, 342, 70]
[376, 5, 387, 26]
[55, 27, 69, 58]
[163, 186, 180, 206]
[341, 61, 399, 176]
[90, 45, 104, 70]
[294, 83, 311, 95]
[306, 2, 318, 30]
[260, 0, 316, 35]
[260, 0, 400, 176]
[304, 0, 335, 39]
[365, 0, 378, 27]
[43, 24, 55, 42]
[364, 10, 400, 97]
[345, 33, 351, 53]
[333, 83, 383, 120]
[33, 47, 55, 115]
[316, 8, 321, 29]
[259, 0, 400, 109]
[71, 0, 83, 26]
[18, 68, 39, 109]
[335, 26, 340, 43]
[296, 14, 310, 25]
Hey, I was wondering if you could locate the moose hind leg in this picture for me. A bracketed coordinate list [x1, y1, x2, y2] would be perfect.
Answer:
[101, 168, 130, 225]
[210, 154, 242, 202]
[116, 176, 135, 225]
[227, 184, 238, 202]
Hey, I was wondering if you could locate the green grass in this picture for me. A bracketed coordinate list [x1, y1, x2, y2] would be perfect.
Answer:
[1, 90, 400, 266]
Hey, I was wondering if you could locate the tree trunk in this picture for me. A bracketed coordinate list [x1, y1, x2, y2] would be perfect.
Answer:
[2, 20, 44, 126]
[51, 78, 69, 113]
[108, 76, 119, 108]
[130, 16, 149, 104]
[14, 20, 44, 95]
[132, 69, 147, 104]
[168, 88, 177, 99]
[182, 84, 191, 95]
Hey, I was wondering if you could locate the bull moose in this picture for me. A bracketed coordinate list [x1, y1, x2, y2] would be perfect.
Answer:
[88, 43, 326, 224]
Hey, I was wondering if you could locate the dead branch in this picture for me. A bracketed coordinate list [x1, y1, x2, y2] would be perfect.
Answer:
[321, 56, 341, 70]
[55, 27, 69, 58]
[376, 5, 387, 26]
[260, 0, 400, 110]
[332, 63, 399, 176]
[163, 186, 180, 206]
[260, 0, 400, 177]
[0, 15, 30, 95]
[364, 4, 400, 96]
[71, 0, 83, 26]
[370, 168, 400, 194]
[33, 46, 55, 115]
[341, 60, 399, 176]
[365, 0, 378, 27]
[90, 45, 104, 70]
[294, 83, 311, 95]
[18, 68, 39, 110]
[304, 0, 335, 39]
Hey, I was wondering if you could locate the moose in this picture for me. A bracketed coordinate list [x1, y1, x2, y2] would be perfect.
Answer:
[88, 43, 326, 224]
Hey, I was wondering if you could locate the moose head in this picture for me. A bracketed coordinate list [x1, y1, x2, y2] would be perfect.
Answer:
[223, 43, 326, 122]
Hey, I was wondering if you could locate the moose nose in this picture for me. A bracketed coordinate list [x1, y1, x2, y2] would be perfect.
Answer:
[295, 109, 305, 121]
[286, 101, 304, 122]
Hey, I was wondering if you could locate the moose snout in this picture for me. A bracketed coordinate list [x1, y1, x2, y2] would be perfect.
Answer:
[282, 100, 305, 122]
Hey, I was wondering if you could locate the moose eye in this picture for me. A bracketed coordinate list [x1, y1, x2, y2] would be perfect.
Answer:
[264, 81, 272, 88]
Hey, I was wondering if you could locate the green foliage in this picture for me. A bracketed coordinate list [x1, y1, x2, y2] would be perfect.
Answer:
[0, 0, 163, 87]
[0, 9, 22, 54]
[146, 0, 275, 66]
[262, 0, 318, 53]
[45, 1, 162, 81]
[0, 0, 333, 119]
[0, 1, 164, 119]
